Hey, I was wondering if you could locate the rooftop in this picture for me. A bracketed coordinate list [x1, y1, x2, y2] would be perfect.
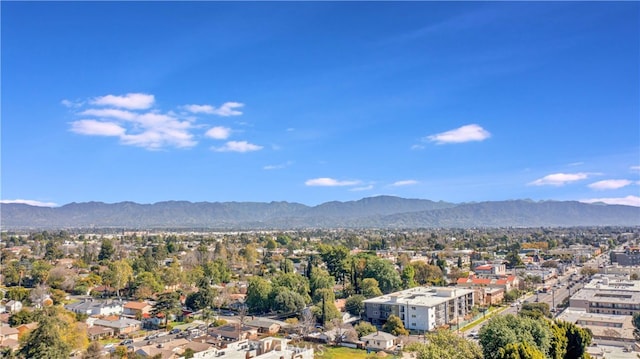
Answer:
[363, 286, 473, 307]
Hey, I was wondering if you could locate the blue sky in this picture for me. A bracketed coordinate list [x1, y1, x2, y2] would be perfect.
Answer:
[2, 2, 639, 207]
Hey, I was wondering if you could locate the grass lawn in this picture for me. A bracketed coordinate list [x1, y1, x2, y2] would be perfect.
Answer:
[314, 346, 368, 359]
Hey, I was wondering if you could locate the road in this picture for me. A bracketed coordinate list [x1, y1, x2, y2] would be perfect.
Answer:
[461, 266, 590, 337]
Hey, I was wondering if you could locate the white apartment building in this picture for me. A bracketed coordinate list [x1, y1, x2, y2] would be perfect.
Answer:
[363, 286, 474, 332]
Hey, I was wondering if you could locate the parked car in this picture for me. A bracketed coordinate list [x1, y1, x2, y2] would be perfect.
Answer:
[169, 328, 181, 334]
[120, 339, 133, 345]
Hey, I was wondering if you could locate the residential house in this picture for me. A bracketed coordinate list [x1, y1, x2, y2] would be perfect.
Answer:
[208, 323, 258, 341]
[123, 301, 153, 319]
[361, 331, 398, 351]
[87, 325, 115, 340]
[0, 326, 19, 352]
[246, 318, 283, 335]
[15, 322, 38, 339]
[65, 299, 124, 316]
[4, 301, 22, 314]
[92, 317, 141, 335]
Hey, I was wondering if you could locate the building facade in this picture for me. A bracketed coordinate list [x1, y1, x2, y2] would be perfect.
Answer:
[363, 286, 474, 332]
[569, 276, 640, 316]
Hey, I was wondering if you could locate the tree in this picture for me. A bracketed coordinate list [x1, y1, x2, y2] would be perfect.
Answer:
[272, 289, 306, 314]
[580, 267, 598, 277]
[354, 321, 377, 339]
[382, 314, 409, 336]
[98, 238, 115, 262]
[410, 262, 445, 286]
[506, 251, 523, 268]
[18, 308, 72, 359]
[310, 267, 335, 299]
[408, 329, 482, 359]
[557, 320, 591, 359]
[496, 342, 545, 359]
[479, 314, 552, 359]
[345, 295, 365, 317]
[312, 289, 341, 326]
[271, 272, 311, 303]
[401, 266, 417, 289]
[152, 292, 182, 327]
[361, 278, 383, 298]
[9, 309, 35, 326]
[103, 260, 133, 298]
[83, 341, 103, 359]
[363, 257, 401, 293]
[633, 312, 640, 341]
[318, 245, 350, 284]
[246, 277, 272, 314]
[519, 302, 551, 319]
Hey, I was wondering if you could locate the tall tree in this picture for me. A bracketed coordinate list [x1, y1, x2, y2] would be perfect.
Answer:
[98, 238, 115, 262]
[382, 314, 409, 336]
[408, 329, 482, 359]
[152, 292, 182, 327]
[18, 308, 71, 359]
[246, 277, 272, 314]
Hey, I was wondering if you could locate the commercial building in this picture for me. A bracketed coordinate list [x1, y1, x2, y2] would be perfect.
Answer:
[363, 286, 474, 332]
[556, 308, 636, 344]
[569, 276, 640, 316]
[610, 247, 640, 266]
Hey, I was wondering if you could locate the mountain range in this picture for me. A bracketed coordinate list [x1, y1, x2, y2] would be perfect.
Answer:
[1, 196, 639, 229]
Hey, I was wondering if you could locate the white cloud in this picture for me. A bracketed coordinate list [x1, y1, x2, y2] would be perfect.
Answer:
[631, 166, 640, 171]
[205, 126, 232, 140]
[350, 185, 374, 191]
[70, 120, 126, 136]
[0, 199, 58, 207]
[183, 102, 244, 116]
[304, 178, 361, 187]
[212, 141, 263, 153]
[80, 108, 137, 121]
[263, 161, 293, 170]
[580, 195, 640, 207]
[588, 179, 632, 190]
[214, 102, 244, 116]
[91, 93, 155, 110]
[426, 124, 491, 144]
[183, 104, 215, 114]
[528, 172, 590, 186]
[411, 144, 426, 150]
[392, 180, 419, 187]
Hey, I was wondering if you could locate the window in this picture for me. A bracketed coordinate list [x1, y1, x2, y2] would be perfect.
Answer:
[411, 314, 416, 318]
[411, 323, 416, 326]
[411, 306, 416, 310]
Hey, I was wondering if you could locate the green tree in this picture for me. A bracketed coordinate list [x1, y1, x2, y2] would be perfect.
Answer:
[6, 286, 30, 303]
[506, 251, 523, 268]
[345, 294, 365, 317]
[633, 312, 640, 340]
[272, 289, 306, 314]
[410, 262, 445, 286]
[271, 272, 311, 303]
[382, 314, 409, 336]
[354, 321, 377, 339]
[309, 267, 335, 298]
[312, 288, 341, 325]
[409, 329, 482, 359]
[361, 278, 383, 298]
[9, 310, 35, 326]
[479, 314, 552, 359]
[103, 259, 133, 297]
[496, 342, 545, 359]
[152, 292, 182, 327]
[557, 320, 591, 359]
[401, 266, 417, 289]
[519, 302, 551, 319]
[363, 257, 401, 293]
[318, 245, 350, 284]
[246, 277, 272, 314]
[98, 238, 115, 262]
[18, 308, 71, 359]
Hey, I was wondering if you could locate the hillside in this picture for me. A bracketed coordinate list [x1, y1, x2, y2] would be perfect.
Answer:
[1, 196, 638, 229]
